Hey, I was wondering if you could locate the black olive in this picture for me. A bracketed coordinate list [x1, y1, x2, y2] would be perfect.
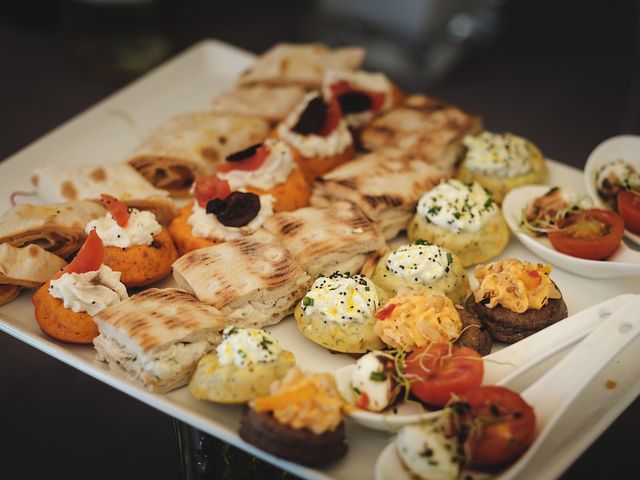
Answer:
[337, 91, 372, 114]
[206, 192, 261, 227]
[292, 96, 327, 134]
[225, 143, 262, 162]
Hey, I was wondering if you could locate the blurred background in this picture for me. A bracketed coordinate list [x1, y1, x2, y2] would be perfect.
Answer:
[0, 0, 638, 478]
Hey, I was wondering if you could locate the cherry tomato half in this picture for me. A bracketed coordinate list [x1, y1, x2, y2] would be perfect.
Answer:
[55, 229, 104, 278]
[100, 193, 130, 227]
[548, 208, 624, 260]
[455, 386, 536, 468]
[193, 176, 231, 208]
[617, 190, 640, 235]
[404, 343, 483, 407]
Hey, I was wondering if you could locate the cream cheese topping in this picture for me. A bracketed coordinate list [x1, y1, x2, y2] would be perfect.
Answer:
[417, 179, 498, 233]
[278, 92, 353, 158]
[301, 272, 379, 324]
[217, 139, 295, 190]
[187, 194, 274, 240]
[387, 243, 452, 284]
[85, 209, 161, 248]
[49, 264, 128, 316]
[463, 131, 533, 177]
[216, 326, 282, 368]
[351, 351, 396, 412]
[396, 422, 461, 480]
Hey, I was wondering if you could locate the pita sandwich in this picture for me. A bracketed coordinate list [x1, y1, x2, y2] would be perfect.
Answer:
[237, 43, 365, 88]
[263, 201, 386, 277]
[128, 112, 270, 196]
[0, 201, 106, 258]
[93, 288, 227, 394]
[31, 163, 176, 225]
[172, 229, 310, 328]
[210, 84, 307, 123]
[310, 148, 447, 240]
[360, 94, 483, 173]
[0, 243, 67, 288]
[0, 284, 21, 306]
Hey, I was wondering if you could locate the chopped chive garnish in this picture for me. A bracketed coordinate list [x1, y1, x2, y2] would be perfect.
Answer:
[302, 296, 314, 307]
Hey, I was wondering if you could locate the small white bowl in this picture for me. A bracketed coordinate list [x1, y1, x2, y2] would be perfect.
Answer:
[502, 185, 640, 278]
[584, 134, 640, 244]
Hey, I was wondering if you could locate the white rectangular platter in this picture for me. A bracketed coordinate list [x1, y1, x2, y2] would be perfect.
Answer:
[1, 40, 639, 480]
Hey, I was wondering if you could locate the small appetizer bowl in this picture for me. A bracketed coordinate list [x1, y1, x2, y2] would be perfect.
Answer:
[584, 134, 640, 244]
[502, 185, 640, 278]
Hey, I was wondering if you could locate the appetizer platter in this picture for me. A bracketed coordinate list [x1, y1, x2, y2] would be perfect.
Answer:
[1, 39, 640, 480]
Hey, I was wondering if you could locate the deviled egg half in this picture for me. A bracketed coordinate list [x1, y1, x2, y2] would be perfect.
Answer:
[189, 326, 295, 404]
[408, 179, 509, 267]
[294, 271, 385, 353]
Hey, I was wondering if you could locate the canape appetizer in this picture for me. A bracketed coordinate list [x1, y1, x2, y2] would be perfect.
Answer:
[594, 159, 640, 234]
[277, 92, 355, 182]
[239, 367, 350, 466]
[457, 131, 547, 203]
[408, 179, 509, 267]
[215, 139, 310, 212]
[32, 230, 128, 344]
[190, 326, 295, 404]
[86, 194, 178, 288]
[168, 176, 275, 255]
[294, 271, 385, 353]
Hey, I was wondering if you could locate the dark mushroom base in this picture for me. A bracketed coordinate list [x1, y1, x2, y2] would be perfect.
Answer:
[455, 307, 493, 356]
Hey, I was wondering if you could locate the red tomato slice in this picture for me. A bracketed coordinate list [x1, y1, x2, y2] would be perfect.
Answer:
[54, 230, 104, 279]
[319, 98, 342, 136]
[617, 190, 640, 234]
[217, 145, 269, 173]
[404, 343, 483, 407]
[330, 81, 387, 112]
[548, 208, 624, 260]
[376, 303, 397, 320]
[100, 194, 130, 227]
[355, 392, 370, 409]
[456, 386, 536, 467]
[193, 176, 231, 208]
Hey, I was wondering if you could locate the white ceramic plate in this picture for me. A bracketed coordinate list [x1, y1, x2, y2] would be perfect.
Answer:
[502, 184, 640, 278]
[1, 40, 640, 480]
[584, 134, 640, 244]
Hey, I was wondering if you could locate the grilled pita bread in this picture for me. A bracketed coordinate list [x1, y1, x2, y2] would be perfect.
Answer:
[263, 201, 386, 277]
[93, 288, 227, 393]
[237, 43, 365, 88]
[0, 284, 21, 306]
[0, 201, 106, 258]
[128, 112, 270, 196]
[210, 84, 307, 123]
[360, 94, 483, 172]
[172, 229, 310, 328]
[31, 163, 176, 225]
[0, 243, 67, 288]
[310, 148, 447, 240]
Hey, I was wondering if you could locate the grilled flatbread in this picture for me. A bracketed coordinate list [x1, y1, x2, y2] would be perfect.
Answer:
[210, 84, 307, 123]
[360, 94, 483, 172]
[310, 148, 446, 240]
[172, 229, 310, 328]
[237, 43, 365, 88]
[128, 112, 270, 196]
[93, 288, 227, 393]
[263, 201, 386, 277]
[0, 284, 21, 306]
[31, 163, 176, 225]
[0, 243, 67, 288]
[0, 201, 106, 258]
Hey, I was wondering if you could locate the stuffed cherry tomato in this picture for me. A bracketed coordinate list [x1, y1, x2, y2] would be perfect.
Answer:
[617, 190, 640, 234]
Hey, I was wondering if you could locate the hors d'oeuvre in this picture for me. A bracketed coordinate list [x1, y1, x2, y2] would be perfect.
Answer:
[93, 288, 227, 393]
[239, 367, 350, 466]
[594, 159, 640, 234]
[0, 243, 67, 288]
[310, 148, 446, 239]
[521, 186, 588, 236]
[190, 326, 295, 404]
[294, 272, 385, 353]
[86, 194, 178, 288]
[366, 241, 470, 305]
[407, 179, 509, 267]
[465, 258, 568, 343]
[215, 140, 310, 212]
[277, 92, 355, 182]
[359, 94, 483, 173]
[457, 131, 547, 204]
[322, 69, 404, 131]
[168, 176, 275, 255]
[0, 284, 20, 306]
[350, 351, 400, 412]
[172, 229, 309, 328]
[32, 231, 128, 344]
[263, 201, 386, 277]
